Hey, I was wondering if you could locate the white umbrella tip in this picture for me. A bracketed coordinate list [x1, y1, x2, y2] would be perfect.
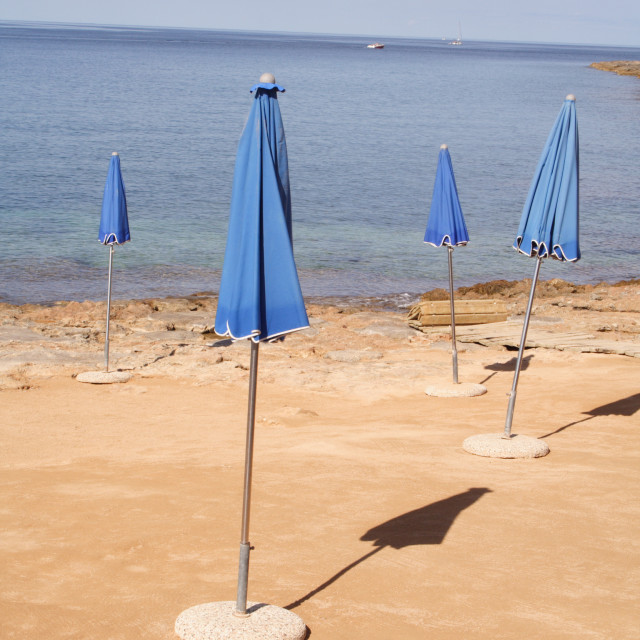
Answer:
[566, 94, 576, 101]
[440, 144, 448, 150]
[260, 72, 276, 84]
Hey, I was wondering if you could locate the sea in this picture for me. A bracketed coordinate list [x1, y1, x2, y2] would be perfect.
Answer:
[1, 22, 639, 307]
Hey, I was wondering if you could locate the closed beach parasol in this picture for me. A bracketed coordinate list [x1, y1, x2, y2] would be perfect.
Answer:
[505, 96, 579, 436]
[213, 80, 308, 343]
[175, 74, 308, 640]
[513, 97, 580, 264]
[99, 152, 130, 373]
[464, 95, 579, 458]
[423, 145, 485, 397]
[424, 145, 469, 251]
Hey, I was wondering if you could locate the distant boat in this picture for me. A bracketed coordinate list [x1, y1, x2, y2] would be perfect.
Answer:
[449, 22, 462, 45]
[367, 42, 384, 49]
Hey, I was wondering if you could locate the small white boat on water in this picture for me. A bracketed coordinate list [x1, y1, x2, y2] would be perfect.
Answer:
[367, 42, 384, 49]
[449, 22, 462, 45]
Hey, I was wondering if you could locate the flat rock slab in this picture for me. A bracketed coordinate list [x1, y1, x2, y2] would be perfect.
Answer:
[324, 350, 383, 363]
[143, 311, 212, 333]
[175, 602, 306, 640]
[463, 433, 550, 458]
[0, 326, 45, 343]
[355, 323, 416, 339]
[450, 321, 640, 358]
[425, 382, 487, 397]
[76, 371, 132, 384]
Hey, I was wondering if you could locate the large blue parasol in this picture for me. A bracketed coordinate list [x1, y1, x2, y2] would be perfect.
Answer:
[98, 152, 130, 372]
[504, 95, 579, 438]
[514, 96, 579, 262]
[214, 81, 308, 343]
[424, 144, 469, 385]
[214, 74, 308, 619]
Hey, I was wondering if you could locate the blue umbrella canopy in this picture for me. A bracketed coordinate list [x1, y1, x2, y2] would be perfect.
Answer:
[98, 152, 130, 245]
[424, 145, 469, 248]
[514, 96, 579, 262]
[214, 81, 309, 342]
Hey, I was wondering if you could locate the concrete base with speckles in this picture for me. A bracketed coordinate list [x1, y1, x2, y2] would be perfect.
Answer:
[175, 602, 307, 640]
[425, 381, 487, 397]
[462, 433, 550, 458]
[76, 371, 132, 384]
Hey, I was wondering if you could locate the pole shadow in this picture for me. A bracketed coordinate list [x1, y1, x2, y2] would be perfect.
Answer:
[479, 355, 534, 385]
[286, 487, 491, 610]
[540, 392, 640, 438]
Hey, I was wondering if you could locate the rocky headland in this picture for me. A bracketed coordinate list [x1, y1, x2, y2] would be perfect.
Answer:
[590, 60, 640, 78]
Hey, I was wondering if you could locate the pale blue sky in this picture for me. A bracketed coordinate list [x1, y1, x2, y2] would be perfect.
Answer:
[1, 0, 639, 47]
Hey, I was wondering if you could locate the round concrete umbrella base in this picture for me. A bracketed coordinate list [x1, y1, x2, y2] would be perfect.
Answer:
[425, 382, 487, 398]
[462, 433, 550, 458]
[175, 602, 306, 640]
[76, 371, 132, 384]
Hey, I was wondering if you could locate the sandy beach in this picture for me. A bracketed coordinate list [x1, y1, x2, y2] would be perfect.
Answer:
[1, 279, 639, 639]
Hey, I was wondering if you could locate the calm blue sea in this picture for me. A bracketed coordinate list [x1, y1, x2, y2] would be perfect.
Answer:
[1, 22, 639, 305]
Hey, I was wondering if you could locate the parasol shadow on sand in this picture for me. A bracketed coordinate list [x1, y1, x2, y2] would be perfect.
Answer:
[478, 355, 534, 386]
[540, 392, 640, 439]
[286, 487, 492, 610]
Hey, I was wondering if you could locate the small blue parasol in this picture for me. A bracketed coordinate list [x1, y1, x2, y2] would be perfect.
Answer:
[424, 144, 469, 249]
[99, 152, 130, 246]
[424, 144, 469, 384]
[98, 152, 130, 372]
[504, 95, 580, 438]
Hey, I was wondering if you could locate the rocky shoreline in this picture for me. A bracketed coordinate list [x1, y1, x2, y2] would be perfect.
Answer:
[1, 277, 638, 390]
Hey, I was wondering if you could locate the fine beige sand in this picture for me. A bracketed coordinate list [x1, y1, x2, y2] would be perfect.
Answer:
[1, 280, 639, 639]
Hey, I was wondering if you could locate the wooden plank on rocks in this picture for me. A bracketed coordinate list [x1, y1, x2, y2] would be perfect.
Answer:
[414, 312, 508, 326]
[409, 299, 508, 326]
[417, 300, 507, 315]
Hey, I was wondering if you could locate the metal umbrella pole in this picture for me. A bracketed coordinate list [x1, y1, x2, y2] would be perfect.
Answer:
[235, 340, 260, 615]
[503, 255, 543, 438]
[447, 245, 459, 384]
[104, 244, 114, 372]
